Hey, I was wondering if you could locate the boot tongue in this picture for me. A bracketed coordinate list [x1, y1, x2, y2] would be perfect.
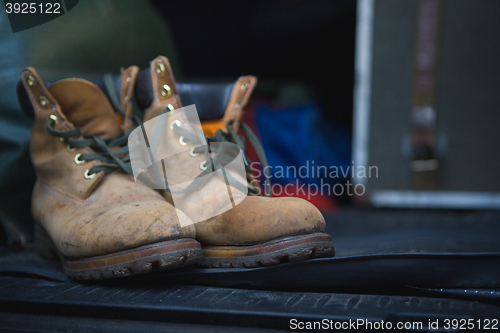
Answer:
[48, 79, 121, 138]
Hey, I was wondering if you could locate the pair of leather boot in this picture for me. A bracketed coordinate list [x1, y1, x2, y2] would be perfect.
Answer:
[18, 56, 334, 279]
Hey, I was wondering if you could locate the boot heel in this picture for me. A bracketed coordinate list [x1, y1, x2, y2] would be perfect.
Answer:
[34, 224, 58, 260]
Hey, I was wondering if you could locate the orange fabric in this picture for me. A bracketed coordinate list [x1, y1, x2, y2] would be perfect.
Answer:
[115, 114, 124, 129]
[201, 119, 225, 137]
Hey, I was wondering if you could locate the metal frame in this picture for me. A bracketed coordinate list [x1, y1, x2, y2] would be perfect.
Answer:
[352, 0, 500, 209]
[352, 0, 374, 187]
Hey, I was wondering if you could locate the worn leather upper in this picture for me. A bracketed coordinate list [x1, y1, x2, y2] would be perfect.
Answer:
[24, 67, 195, 258]
[141, 56, 326, 246]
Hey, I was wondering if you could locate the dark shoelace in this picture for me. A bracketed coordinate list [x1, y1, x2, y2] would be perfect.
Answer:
[46, 117, 133, 177]
[169, 117, 271, 197]
[103, 73, 271, 196]
[43, 74, 145, 178]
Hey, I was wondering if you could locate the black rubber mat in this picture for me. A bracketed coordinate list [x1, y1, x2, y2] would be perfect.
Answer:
[1, 209, 499, 331]
[1, 208, 499, 291]
[0, 276, 499, 332]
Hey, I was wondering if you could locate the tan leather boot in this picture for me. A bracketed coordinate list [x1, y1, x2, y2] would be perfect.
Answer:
[19, 67, 201, 279]
[139, 56, 334, 268]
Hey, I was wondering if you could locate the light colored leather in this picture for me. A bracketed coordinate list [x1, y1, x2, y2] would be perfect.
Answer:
[222, 75, 257, 132]
[120, 65, 140, 132]
[22, 68, 104, 200]
[48, 79, 122, 139]
[142, 56, 207, 188]
[31, 173, 194, 258]
[196, 196, 325, 245]
[141, 56, 326, 246]
[143, 56, 182, 123]
[201, 75, 257, 136]
[23, 67, 195, 259]
[140, 57, 230, 222]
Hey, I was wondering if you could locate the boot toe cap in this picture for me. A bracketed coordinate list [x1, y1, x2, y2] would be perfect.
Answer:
[196, 196, 326, 245]
[60, 201, 196, 258]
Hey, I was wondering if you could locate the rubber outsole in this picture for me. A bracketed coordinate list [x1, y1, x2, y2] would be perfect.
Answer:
[199, 233, 334, 268]
[34, 224, 203, 280]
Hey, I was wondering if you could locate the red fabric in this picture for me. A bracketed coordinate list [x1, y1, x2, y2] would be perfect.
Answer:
[240, 98, 338, 213]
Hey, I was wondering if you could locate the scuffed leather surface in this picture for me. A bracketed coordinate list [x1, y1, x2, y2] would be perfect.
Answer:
[23, 69, 106, 200]
[196, 196, 326, 246]
[143, 56, 182, 122]
[27, 69, 195, 258]
[33, 173, 195, 258]
[199, 75, 257, 136]
[140, 57, 326, 246]
[141, 56, 211, 191]
[222, 75, 257, 132]
[48, 79, 122, 139]
[119, 66, 140, 132]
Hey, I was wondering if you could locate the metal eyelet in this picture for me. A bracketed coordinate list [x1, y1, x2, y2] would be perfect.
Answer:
[84, 169, 96, 179]
[126, 76, 132, 82]
[189, 147, 199, 157]
[167, 103, 174, 111]
[235, 103, 240, 109]
[27, 75, 35, 87]
[40, 96, 49, 107]
[66, 145, 75, 152]
[74, 153, 85, 165]
[170, 120, 181, 131]
[179, 136, 187, 146]
[156, 63, 165, 75]
[200, 160, 207, 171]
[59, 137, 64, 142]
[49, 114, 58, 126]
[161, 84, 171, 97]
[241, 82, 249, 90]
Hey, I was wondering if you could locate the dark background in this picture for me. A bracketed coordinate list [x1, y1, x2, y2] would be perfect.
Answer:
[151, 0, 356, 129]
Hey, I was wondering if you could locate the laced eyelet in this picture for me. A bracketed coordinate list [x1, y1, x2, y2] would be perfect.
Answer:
[49, 114, 58, 127]
[156, 63, 165, 75]
[189, 147, 199, 157]
[179, 136, 187, 146]
[66, 145, 75, 152]
[170, 120, 181, 131]
[74, 153, 85, 165]
[200, 160, 207, 171]
[84, 169, 96, 179]
[161, 84, 171, 97]
[40, 96, 49, 107]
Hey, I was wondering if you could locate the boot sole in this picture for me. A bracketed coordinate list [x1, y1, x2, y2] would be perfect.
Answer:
[34, 224, 203, 280]
[199, 233, 334, 268]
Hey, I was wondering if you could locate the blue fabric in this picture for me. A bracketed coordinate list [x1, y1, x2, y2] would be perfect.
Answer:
[255, 102, 351, 186]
